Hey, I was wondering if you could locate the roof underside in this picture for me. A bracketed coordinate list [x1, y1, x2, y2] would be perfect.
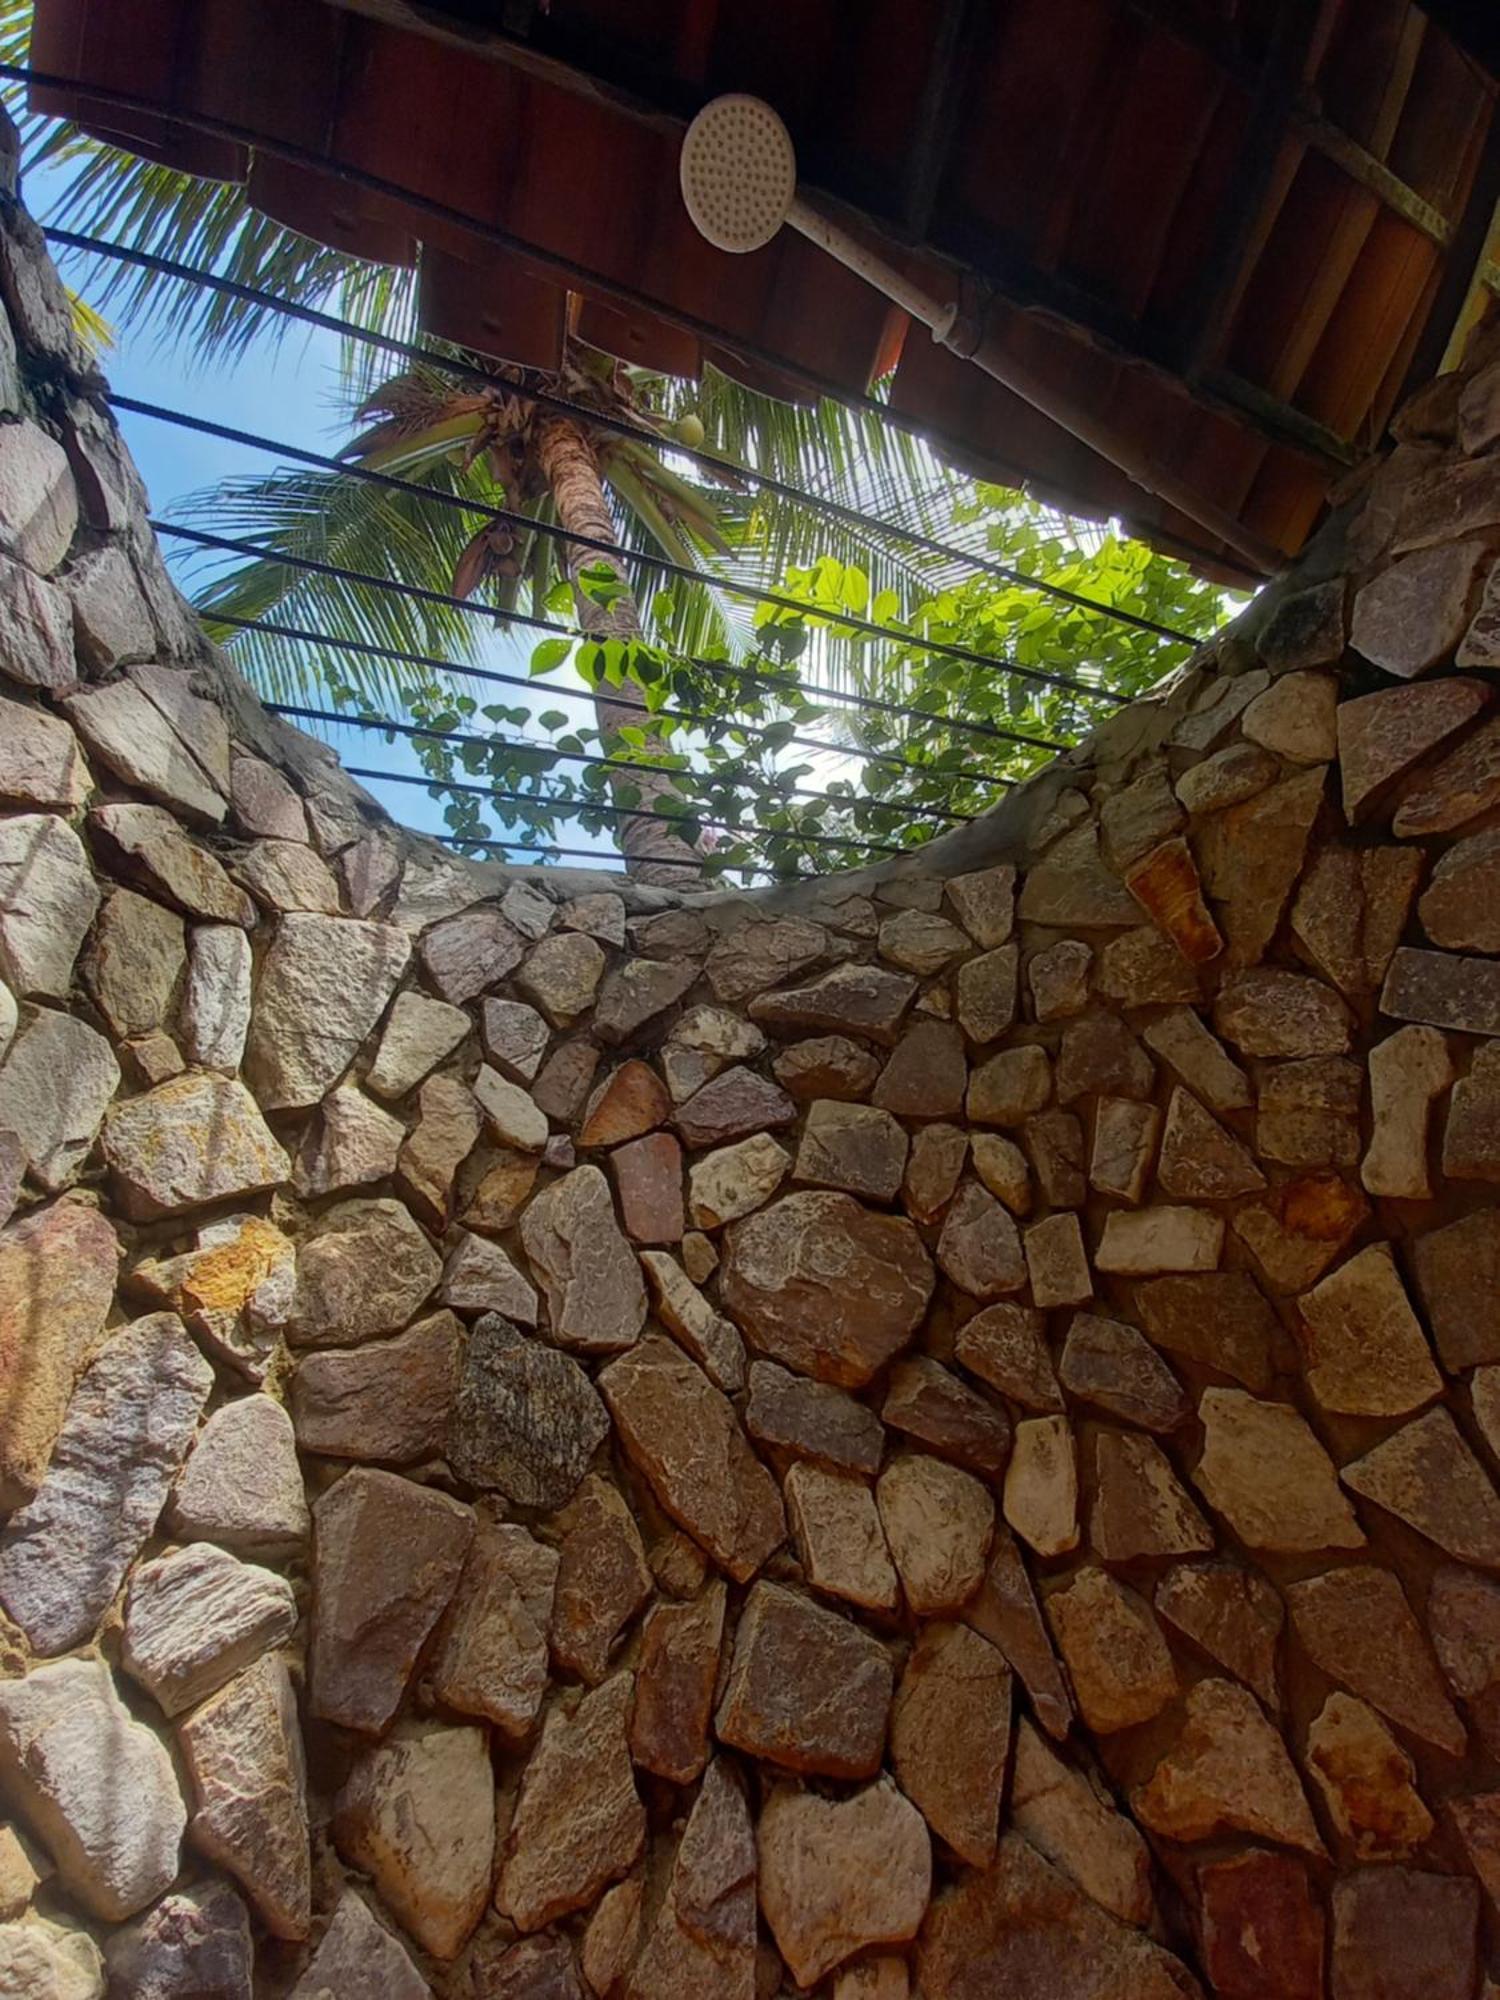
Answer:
[28, 0, 1500, 582]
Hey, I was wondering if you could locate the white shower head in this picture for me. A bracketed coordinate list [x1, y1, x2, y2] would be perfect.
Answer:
[679, 93, 798, 255]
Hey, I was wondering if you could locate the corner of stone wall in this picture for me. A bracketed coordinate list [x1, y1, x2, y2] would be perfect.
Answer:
[7, 106, 1500, 2000]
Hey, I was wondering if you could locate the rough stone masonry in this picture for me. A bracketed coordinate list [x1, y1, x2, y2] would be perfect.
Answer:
[8, 103, 1500, 2000]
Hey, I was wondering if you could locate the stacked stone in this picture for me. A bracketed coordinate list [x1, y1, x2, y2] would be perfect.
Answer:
[10, 118, 1500, 2000]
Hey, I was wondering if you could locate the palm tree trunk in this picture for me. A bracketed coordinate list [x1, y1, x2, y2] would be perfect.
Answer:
[534, 413, 703, 887]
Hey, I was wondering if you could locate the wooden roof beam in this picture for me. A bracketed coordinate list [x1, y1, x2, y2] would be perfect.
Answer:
[1121, 0, 1471, 248]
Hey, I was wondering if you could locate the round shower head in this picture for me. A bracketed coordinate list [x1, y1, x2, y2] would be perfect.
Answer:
[679, 94, 798, 255]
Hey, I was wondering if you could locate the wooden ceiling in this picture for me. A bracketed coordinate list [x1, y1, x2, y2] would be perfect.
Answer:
[28, 0, 1500, 581]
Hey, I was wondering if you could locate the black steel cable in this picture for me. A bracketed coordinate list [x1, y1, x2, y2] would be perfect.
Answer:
[343, 765, 918, 855]
[268, 701, 976, 823]
[158, 522, 1025, 776]
[43, 222, 1201, 645]
[165, 513, 1062, 752]
[427, 829, 773, 881]
[198, 595, 1016, 791]
[114, 392, 1121, 709]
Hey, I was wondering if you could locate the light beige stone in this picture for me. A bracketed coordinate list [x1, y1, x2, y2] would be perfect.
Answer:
[1003, 1415, 1078, 1558]
[179, 1652, 310, 1940]
[246, 912, 410, 1110]
[1023, 1211, 1092, 1309]
[335, 1719, 494, 1959]
[1363, 1024, 1453, 1198]
[785, 1461, 898, 1612]
[1342, 1406, 1500, 1567]
[473, 1063, 549, 1152]
[1141, 1004, 1250, 1113]
[1132, 1677, 1323, 1856]
[757, 1779, 930, 1988]
[890, 1621, 1011, 1865]
[427, 1519, 557, 1742]
[1088, 1096, 1159, 1203]
[1296, 1244, 1441, 1417]
[121, 1542, 296, 1718]
[1194, 1388, 1363, 1554]
[1010, 1716, 1153, 1926]
[877, 1455, 993, 1615]
[0, 1911, 105, 1998]
[687, 1132, 790, 1229]
[1095, 1204, 1223, 1275]
[968, 1130, 1030, 1213]
[1045, 1568, 1176, 1734]
[0, 1656, 184, 1921]
[367, 991, 469, 1098]
[1241, 670, 1337, 762]
[1305, 1692, 1434, 1859]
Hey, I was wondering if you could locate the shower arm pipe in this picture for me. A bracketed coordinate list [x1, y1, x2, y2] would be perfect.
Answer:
[783, 191, 1283, 576]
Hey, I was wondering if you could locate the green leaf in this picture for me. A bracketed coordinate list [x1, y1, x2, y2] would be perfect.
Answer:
[530, 637, 573, 677]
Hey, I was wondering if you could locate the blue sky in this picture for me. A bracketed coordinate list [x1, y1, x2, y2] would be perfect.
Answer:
[32, 154, 619, 870]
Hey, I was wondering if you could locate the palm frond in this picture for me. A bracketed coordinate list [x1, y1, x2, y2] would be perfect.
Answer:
[170, 457, 507, 705]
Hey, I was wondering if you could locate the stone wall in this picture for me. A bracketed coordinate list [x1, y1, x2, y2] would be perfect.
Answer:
[5, 122, 1500, 2000]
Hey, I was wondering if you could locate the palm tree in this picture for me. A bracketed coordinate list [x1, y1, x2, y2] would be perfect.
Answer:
[331, 347, 759, 883]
